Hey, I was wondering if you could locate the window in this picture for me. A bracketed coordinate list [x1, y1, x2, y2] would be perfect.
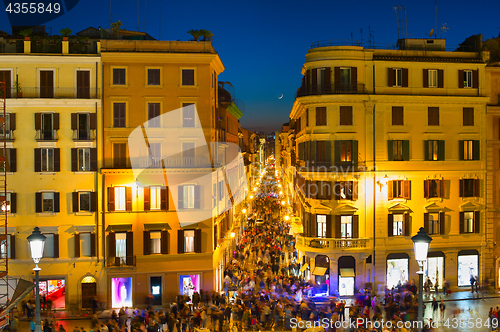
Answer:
[340, 141, 352, 162]
[388, 180, 411, 200]
[181, 69, 195, 86]
[339, 106, 353, 125]
[0, 149, 16, 172]
[340, 216, 352, 239]
[72, 113, 94, 140]
[0, 70, 11, 98]
[78, 148, 91, 171]
[43, 234, 55, 258]
[0, 235, 12, 259]
[428, 107, 439, 126]
[183, 185, 195, 209]
[316, 107, 327, 126]
[463, 108, 474, 126]
[113, 103, 126, 127]
[113, 143, 127, 168]
[39, 70, 54, 98]
[459, 140, 479, 161]
[150, 186, 161, 210]
[425, 140, 444, 161]
[334, 181, 357, 201]
[316, 215, 326, 238]
[393, 214, 404, 236]
[316, 68, 326, 93]
[428, 69, 438, 88]
[114, 187, 126, 211]
[339, 67, 351, 89]
[428, 213, 440, 235]
[42, 192, 54, 212]
[79, 192, 91, 212]
[182, 103, 195, 127]
[393, 68, 403, 87]
[148, 69, 160, 86]
[424, 179, 445, 198]
[392, 107, 404, 125]
[388, 140, 409, 161]
[148, 103, 161, 127]
[148, 143, 161, 167]
[41, 148, 54, 172]
[0, 113, 14, 140]
[113, 68, 126, 85]
[80, 233, 91, 257]
[0, 192, 14, 213]
[150, 231, 161, 254]
[35, 113, 58, 140]
[460, 179, 479, 197]
[76, 70, 90, 98]
[463, 70, 473, 88]
[316, 141, 327, 163]
[461, 212, 478, 233]
[184, 230, 195, 253]
[36, 192, 59, 213]
[316, 181, 331, 200]
[116, 233, 127, 262]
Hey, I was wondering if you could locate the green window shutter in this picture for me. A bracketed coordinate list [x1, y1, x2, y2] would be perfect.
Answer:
[387, 140, 394, 161]
[473, 140, 480, 160]
[459, 140, 464, 161]
[325, 141, 331, 163]
[334, 140, 341, 164]
[352, 140, 358, 165]
[424, 140, 429, 161]
[402, 140, 410, 161]
[438, 140, 445, 161]
[311, 140, 317, 164]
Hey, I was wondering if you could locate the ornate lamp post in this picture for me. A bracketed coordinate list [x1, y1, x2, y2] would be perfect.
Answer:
[27, 227, 46, 332]
[411, 227, 432, 330]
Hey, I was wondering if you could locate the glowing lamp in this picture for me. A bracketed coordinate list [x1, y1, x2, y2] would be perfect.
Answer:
[27, 227, 46, 265]
[412, 227, 432, 263]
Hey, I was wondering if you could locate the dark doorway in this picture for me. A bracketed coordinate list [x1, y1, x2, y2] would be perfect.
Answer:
[81, 281, 96, 309]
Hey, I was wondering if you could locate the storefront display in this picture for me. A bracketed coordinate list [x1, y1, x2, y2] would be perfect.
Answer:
[458, 255, 478, 286]
[179, 274, 200, 301]
[111, 277, 132, 308]
[37, 279, 65, 309]
[424, 256, 444, 289]
[387, 258, 408, 289]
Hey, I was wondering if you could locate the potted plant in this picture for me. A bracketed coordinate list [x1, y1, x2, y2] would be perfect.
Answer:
[14, 81, 22, 98]
[111, 20, 123, 39]
[187, 29, 203, 41]
[19, 29, 32, 41]
[60, 28, 72, 41]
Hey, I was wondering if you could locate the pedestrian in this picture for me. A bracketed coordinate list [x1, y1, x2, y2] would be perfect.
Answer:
[92, 296, 99, 314]
[30, 319, 35, 332]
[470, 275, 476, 293]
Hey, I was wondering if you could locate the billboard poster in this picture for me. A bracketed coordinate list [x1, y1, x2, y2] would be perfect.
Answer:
[111, 277, 132, 308]
[179, 274, 200, 300]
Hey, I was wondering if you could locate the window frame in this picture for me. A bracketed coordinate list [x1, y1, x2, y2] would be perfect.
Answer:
[114, 187, 126, 211]
[463, 70, 473, 88]
[392, 214, 404, 236]
[184, 230, 195, 253]
[183, 185, 195, 209]
[316, 107, 327, 126]
[150, 231, 162, 254]
[463, 108, 474, 126]
[113, 102, 126, 128]
[182, 103, 196, 128]
[428, 69, 438, 88]
[393, 68, 403, 87]
[428, 212, 440, 235]
[339, 106, 353, 126]
[41, 148, 55, 172]
[41, 192, 55, 213]
[340, 215, 353, 239]
[78, 191, 92, 212]
[180, 68, 196, 87]
[147, 103, 161, 127]
[463, 211, 475, 233]
[146, 67, 162, 87]
[77, 147, 91, 172]
[428, 107, 440, 126]
[392, 106, 404, 126]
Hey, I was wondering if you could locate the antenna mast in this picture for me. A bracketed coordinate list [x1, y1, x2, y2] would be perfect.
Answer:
[137, 0, 140, 31]
[434, 0, 438, 39]
[404, 7, 408, 38]
[393, 5, 402, 40]
[368, 25, 376, 48]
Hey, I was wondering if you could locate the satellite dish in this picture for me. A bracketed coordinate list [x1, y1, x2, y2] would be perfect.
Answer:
[429, 29, 434, 37]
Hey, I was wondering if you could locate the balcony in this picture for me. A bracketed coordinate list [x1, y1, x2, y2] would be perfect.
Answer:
[73, 130, 96, 141]
[296, 235, 368, 251]
[135, 156, 212, 168]
[106, 256, 136, 268]
[0, 131, 14, 141]
[36, 130, 58, 141]
[296, 83, 367, 97]
[2, 87, 100, 99]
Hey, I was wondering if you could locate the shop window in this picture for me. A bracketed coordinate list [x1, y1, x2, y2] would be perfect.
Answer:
[386, 256, 409, 289]
[457, 254, 478, 286]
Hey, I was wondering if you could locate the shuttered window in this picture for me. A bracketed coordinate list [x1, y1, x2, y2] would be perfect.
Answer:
[463, 108, 474, 126]
[339, 106, 353, 125]
[148, 103, 161, 127]
[39, 70, 54, 98]
[112, 68, 126, 85]
[424, 179, 445, 198]
[181, 69, 195, 86]
[113, 143, 127, 168]
[0, 71, 11, 98]
[147, 69, 161, 86]
[459, 179, 480, 197]
[392, 107, 404, 125]
[76, 70, 90, 98]
[316, 107, 327, 126]
[428, 107, 439, 126]
[113, 103, 126, 128]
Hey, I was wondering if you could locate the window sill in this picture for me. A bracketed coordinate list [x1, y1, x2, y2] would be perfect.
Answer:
[73, 171, 94, 174]
[38, 172, 58, 175]
[145, 85, 163, 88]
[110, 84, 128, 88]
[75, 212, 94, 216]
[180, 85, 198, 89]
[38, 212, 57, 216]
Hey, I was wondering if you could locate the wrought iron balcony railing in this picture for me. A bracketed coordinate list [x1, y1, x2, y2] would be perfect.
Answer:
[1, 87, 100, 99]
[106, 256, 136, 268]
[296, 235, 368, 250]
[35, 130, 58, 141]
[296, 83, 367, 97]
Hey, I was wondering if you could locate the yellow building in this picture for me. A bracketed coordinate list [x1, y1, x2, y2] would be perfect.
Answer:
[101, 39, 248, 307]
[287, 39, 492, 295]
[0, 38, 103, 310]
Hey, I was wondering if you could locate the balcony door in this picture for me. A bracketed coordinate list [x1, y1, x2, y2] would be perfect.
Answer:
[77, 70, 90, 98]
[40, 70, 54, 98]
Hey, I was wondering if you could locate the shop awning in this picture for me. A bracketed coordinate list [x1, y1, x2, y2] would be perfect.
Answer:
[312, 267, 327, 276]
[300, 263, 309, 272]
[340, 268, 355, 278]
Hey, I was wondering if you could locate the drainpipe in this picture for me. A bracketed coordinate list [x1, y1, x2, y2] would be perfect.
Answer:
[101, 62, 106, 266]
[372, 64, 376, 287]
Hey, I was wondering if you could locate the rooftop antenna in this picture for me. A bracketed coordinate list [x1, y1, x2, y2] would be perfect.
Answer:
[434, 0, 438, 39]
[393, 5, 402, 40]
[360, 28, 363, 46]
[440, 23, 448, 38]
[143, 0, 147, 32]
[137, 0, 140, 31]
[403, 6, 408, 38]
[368, 25, 376, 48]
[158, 0, 163, 40]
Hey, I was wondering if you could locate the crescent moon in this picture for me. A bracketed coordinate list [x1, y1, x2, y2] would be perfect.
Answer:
[278, 94, 283, 99]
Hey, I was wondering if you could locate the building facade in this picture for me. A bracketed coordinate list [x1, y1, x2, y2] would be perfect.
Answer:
[287, 39, 492, 295]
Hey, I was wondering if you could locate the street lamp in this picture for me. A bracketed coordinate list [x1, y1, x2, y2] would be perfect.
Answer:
[411, 227, 432, 330]
[27, 227, 46, 332]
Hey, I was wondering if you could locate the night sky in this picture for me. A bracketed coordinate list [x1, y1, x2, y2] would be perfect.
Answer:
[1, 0, 499, 133]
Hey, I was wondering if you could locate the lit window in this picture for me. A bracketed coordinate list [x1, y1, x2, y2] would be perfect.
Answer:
[41, 148, 54, 172]
[316, 215, 326, 238]
[464, 212, 474, 233]
[463, 70, 473, 88]
[428, 69, 438, 87]
[78, 148, 91, 171]
[183, 185, 195, 209]
[0, 235, 11, 259]
[393, 214, 404, 236]
[428, 213, 440, 235]
[184, 230, 195, 253]
[116, 233, 127, 263]
[80, 233, 91, 257]
[340, 215, 352, 239]
[79, 192, 91, 212]
[393, 68, 403, 87]
[0, 193, 11, 212]
[150, 231, 161, 254]
[114, 187, 126, 211]
[42, 192, 54, 212]
[463, 140, 474, 161]
[150, 186, 161, 210]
